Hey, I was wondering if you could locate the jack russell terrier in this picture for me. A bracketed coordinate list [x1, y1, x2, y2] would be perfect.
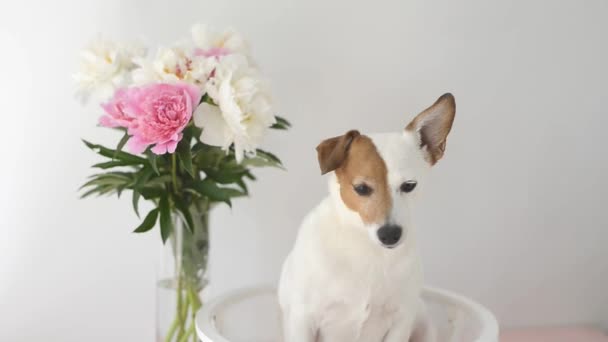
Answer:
[278, 93, 456, 342]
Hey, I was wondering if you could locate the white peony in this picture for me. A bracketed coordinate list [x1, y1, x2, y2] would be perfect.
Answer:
[193, 54, 275, 163]
[73, 37, 144, 103]
[191, 24, 250, 59]
[131, 44, 217, 86]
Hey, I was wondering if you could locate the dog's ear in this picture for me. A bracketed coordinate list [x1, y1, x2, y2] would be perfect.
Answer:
[406, 93, 456, 165]
[316, 130, 360, 175]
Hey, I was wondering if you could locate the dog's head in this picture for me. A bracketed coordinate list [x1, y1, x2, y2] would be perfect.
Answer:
[316, 93, 455, 249]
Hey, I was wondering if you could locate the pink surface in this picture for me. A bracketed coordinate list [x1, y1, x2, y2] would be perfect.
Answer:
[501, 327, 608, 342]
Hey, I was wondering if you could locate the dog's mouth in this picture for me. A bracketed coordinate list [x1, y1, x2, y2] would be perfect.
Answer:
[381, 243, 399, 249]
[379, 237, 404, 249]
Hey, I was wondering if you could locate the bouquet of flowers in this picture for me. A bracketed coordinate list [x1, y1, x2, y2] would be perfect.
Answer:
[75, 24, 289, 341]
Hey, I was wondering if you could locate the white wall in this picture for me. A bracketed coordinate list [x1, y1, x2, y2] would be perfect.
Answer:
[1, 0, 607, 340]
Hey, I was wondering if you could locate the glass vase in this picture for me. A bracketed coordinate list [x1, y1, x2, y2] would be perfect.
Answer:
[156, 206, 209, 342]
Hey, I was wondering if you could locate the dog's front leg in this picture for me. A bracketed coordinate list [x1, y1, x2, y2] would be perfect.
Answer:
[282, 311, 318, 342]
[409, 304, 436, 342]
[382, 313, 416, 342]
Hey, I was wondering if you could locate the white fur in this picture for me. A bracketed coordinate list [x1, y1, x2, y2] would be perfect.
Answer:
[279, 130, 436, 342]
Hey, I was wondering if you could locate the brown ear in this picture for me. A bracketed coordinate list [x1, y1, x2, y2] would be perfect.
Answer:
[406, 93, 456, 165]
[316, 130, 360, 174]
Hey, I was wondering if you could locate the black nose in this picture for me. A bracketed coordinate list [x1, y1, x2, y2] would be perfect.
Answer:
[377, 224, 403, 247]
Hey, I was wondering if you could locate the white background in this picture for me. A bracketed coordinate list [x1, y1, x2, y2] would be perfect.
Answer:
[1, 0, 607, 341]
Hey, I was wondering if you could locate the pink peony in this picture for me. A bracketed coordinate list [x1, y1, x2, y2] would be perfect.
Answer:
[99, 88, 135, 128]
[101, 82, 202, 155]
[194, 47, 231, 58]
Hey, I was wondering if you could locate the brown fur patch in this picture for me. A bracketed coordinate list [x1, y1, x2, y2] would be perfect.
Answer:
[316, 130, 360, 174]
[334, 135, 392, 225]
[406, 93, 456, 165]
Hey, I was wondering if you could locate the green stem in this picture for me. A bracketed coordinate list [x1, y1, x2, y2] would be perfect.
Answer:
[171, 154, 178, 194]
[188, 286, 202, 312]
[164, 207, 208, 342]
[179, 321, 196, 342]
[164, 315, 180, 342]
[181, 293, 190, 325]
[165, 278, 199, 342]
[176, 276, 186, 340]
[188, 286, 202, 342]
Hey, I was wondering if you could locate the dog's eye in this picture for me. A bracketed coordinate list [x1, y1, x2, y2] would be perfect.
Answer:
[400, 181, 417, 193]
[353, 183, 373, 196]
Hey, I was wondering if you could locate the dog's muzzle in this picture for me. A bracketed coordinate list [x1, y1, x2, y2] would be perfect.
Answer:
[377, 224, 403, 248]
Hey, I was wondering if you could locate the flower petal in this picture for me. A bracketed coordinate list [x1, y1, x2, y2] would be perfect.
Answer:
[166, 140, 179, 154]
[98, 115, 118, 128]
[175, 83, 202, 109]
[127, 136, 149, 155]
[233, 139, 245, 163]
[151, 143, 168, 155]
[191, 24, 212, 48]
[193, 103, 231, 147]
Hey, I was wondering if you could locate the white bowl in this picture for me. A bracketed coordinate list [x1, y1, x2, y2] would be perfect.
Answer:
[196, 286, 499, 342]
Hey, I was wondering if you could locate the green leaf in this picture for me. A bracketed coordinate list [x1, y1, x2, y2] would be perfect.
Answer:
[92, 160, 141, 169]
[80, 173, 132, 190]
[104, 171, 135, 178]
[159, 196, 172, 243]
[146, 175, 173, 186]
[113, 132, 130, 159]
[82, 140, 146, 164]
[97, 184, 119, 196]
[258, 149, 282, 164]
[116, 183, 127, 198]
[80, 185, 104, 198]
[133, 208, 159, 233]
[204, 168, 247, 184]
[80, 183, 122, 198]
[174, 197, 194, 233]
[139, 187, 165, 200]
[133, 167, 154, 186]
[236, 178, 249, 195]
[132, 190, 141, 218]
[271, 116, 291, 130]
[187, 179, 246, 205]
[241, 149, 285, 169]
[126, 167, 157, 213]
[145, 150, 160, 175]
[193, 146, 226, 169]
[244, 171, 257, 181]
[176, 140, 194, 178]
[200, 93, 216, 105]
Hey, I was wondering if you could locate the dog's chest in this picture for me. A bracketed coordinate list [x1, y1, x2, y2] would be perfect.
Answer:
[319, 299, 397, 342]
[316, 258, 421, 342]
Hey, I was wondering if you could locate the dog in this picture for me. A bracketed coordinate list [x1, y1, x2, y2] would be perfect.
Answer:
[278, 93, 456, 342]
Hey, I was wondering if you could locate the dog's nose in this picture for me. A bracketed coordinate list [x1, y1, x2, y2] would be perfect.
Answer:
[377, 224, 402, 247]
